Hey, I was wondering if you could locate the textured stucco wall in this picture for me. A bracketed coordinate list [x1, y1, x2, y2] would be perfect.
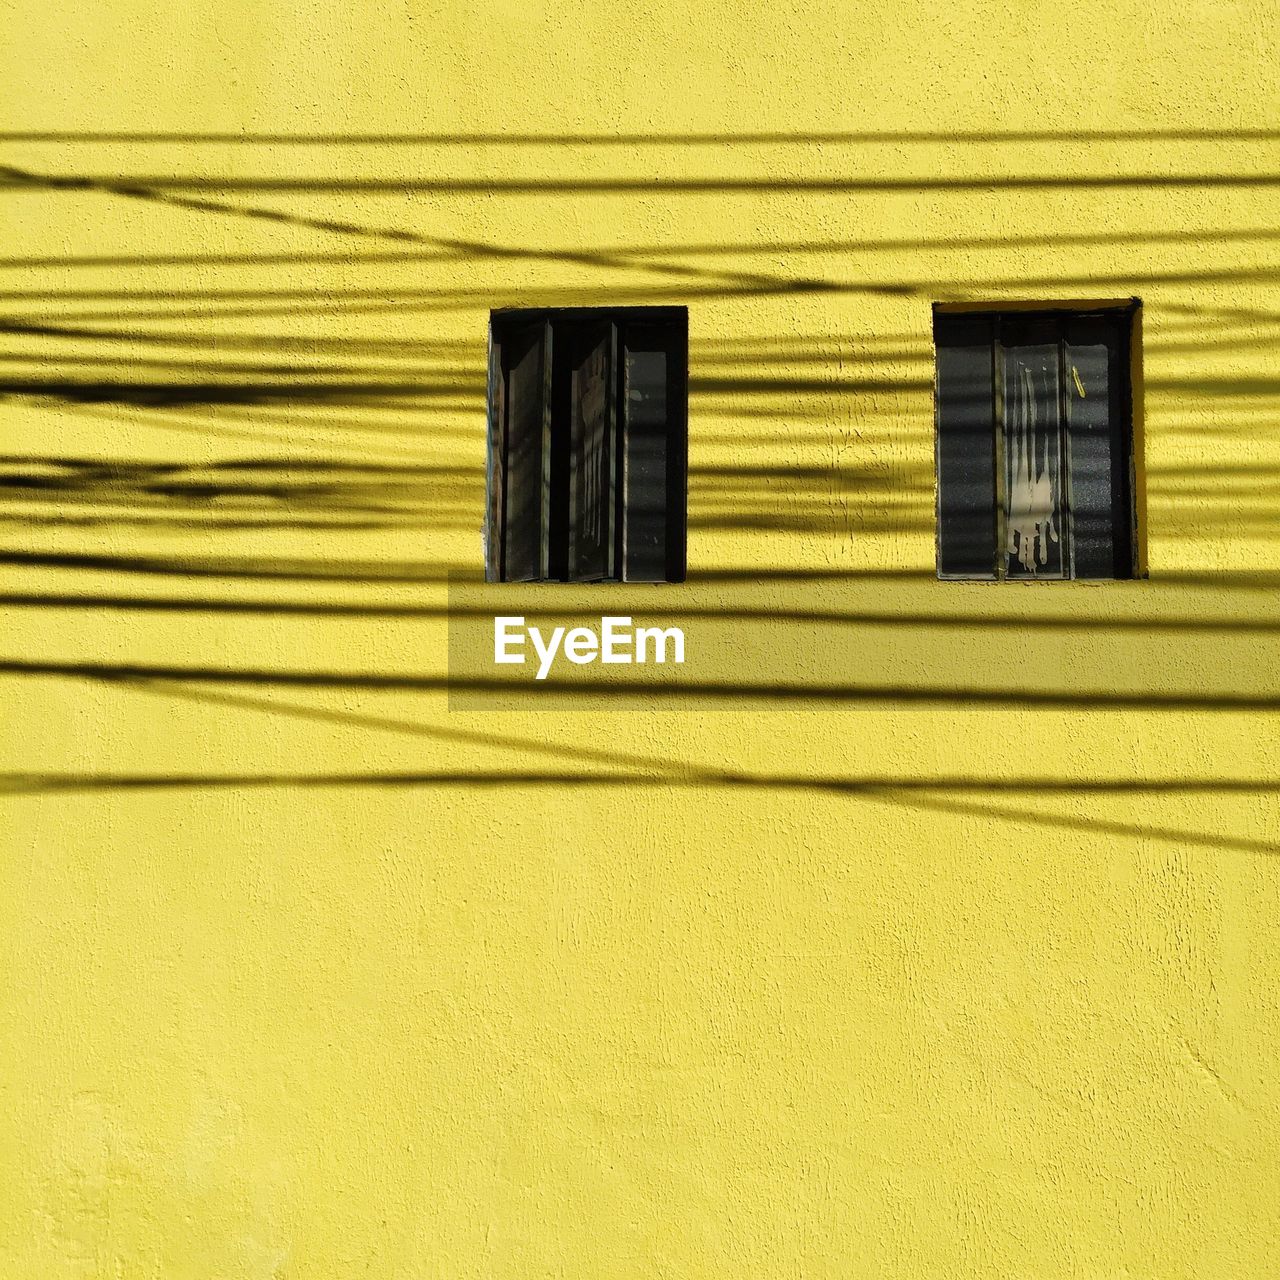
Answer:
[2, 1, 1279, 1275]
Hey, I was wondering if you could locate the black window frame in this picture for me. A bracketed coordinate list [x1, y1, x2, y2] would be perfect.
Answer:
[932, 300, 1142, 582]
[485, 306, 688, 583]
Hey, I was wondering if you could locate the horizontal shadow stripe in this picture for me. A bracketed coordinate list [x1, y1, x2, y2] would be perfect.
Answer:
[2, 659, 1280, 710]
[2, 770, 1275, 795]
[2, 129, 1280, 145]
[6, 173, 1280, 194]
[1, 769, 1273, 854]
[8, 679, 1275, 853]
[2, 594, 1277, 633]
[5, 226, 1280, 271]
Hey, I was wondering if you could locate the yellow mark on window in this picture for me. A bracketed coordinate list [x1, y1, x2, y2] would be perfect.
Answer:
[1071, 365, 1087, 398]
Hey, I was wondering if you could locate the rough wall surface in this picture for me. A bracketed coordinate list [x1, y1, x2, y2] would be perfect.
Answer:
[2, 1, 1279, 1275]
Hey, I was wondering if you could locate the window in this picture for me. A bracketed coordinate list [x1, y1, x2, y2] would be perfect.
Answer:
[485, 307, 688, 582]
[932, 302, 1140, 580]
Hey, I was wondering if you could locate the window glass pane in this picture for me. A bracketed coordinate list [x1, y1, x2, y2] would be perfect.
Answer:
[487, 308, 687, 584]
[569, 326, 615, 581]
[934, 313, 997, 578]
[621, 333, 670, 582]
[501, 324, 546, 582]
[1001, 333, 1065, 578]
[1065, 317, 1132, 579]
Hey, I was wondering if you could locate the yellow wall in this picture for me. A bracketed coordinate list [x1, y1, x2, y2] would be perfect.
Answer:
[3, 2, 1279, 1274]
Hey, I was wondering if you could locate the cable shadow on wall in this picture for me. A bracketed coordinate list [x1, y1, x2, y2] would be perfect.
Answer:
[1, 678, 1275, 855]
[2, 134, 1279, 848]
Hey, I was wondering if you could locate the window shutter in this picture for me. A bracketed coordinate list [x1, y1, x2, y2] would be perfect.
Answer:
[620, 322, 687, 582]
[500, 322, 548, 583]
[934, 312, 998, 578]
[484, 333, 505, 582]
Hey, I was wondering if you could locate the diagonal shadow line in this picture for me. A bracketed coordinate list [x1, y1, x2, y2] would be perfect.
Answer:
[0, 165, 813, 302]
[13, 261, 1275, 322]
[1, 767, 1272, 854]
[6, 264, 1278, 329]
[2, 762, 1275, 802]
[858, 789, 1279, 856]
[0, 283, 840, 326]
[8, 171, 1280, 193]
[0, 280, 879, 325]
[0, 163, 463, 249]
[15, 677, 1278, 853]
[0, 250, 820, 305]
[4, 159, 1279, 326]
[116, 677, 670, 774]
[0, 248, 467, 271]
[9, 263, 1278, 306]
[3, 160, 1277, 335]
[5, 225, 1280, 272]
[117, 678, 1280, 790]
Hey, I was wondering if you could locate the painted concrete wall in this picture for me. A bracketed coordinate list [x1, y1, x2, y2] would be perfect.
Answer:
[2, 1, 1279, 1274]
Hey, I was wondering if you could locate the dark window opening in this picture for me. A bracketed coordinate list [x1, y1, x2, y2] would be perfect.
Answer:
[933, 302, 1140, 580]
[486, 307, 688, 583]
